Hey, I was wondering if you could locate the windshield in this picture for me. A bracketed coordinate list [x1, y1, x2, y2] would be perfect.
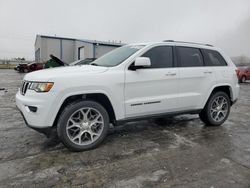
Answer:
[92, 45, 145, 67]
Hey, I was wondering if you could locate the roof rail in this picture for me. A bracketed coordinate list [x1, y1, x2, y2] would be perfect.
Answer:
[164, 40, 175, 42]
[163, 40, 213, 47]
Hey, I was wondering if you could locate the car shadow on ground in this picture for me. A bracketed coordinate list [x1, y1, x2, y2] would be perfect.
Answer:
[41, 115, 206, 151]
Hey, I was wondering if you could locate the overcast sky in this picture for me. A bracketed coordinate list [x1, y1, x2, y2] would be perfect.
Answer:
[0, 0, 250, 60]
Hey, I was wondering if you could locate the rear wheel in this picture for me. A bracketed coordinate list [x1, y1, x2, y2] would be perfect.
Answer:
[57, 100, 110, 151]
[199, 91, 230, 126]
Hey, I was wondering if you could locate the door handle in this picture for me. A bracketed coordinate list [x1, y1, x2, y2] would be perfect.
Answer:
[204, 71, 212, 74]
[165, 73, 176, 76]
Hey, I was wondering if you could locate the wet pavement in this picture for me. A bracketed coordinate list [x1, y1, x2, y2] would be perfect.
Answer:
[0, 69, 249, 188]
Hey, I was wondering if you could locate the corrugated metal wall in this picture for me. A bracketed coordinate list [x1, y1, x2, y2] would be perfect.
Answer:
[35, 36, 122, 63]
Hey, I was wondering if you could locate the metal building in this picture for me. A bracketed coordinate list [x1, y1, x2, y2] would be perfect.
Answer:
[35, 35, 123, 63]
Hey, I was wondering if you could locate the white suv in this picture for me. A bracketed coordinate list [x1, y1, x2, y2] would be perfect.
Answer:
[16, 41, 240, 151]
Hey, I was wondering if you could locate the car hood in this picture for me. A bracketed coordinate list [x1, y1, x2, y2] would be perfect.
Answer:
[24, 65, 108, 82]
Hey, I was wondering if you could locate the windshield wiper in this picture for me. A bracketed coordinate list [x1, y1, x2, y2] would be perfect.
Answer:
[90, 63, 99, 66]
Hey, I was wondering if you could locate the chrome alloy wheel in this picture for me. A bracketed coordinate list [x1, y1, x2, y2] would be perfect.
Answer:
[66, 108, 104, 145]
[210, 96, 229, 122]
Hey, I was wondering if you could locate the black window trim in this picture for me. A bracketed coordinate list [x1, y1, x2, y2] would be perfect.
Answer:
[176, 46, 205, 68]
[128, 45, 176, 70]
[201, 49, 228, 67]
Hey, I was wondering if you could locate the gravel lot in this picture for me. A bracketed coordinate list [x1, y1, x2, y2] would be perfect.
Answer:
[0, 69, 250, 188]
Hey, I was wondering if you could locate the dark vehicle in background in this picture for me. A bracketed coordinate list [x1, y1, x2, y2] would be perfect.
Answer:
[46, 55, 96, 67]
[44, 54, 66, 68]
[15, 62, 44, 73]
[14, 55, 97, 73]
[15, 55, 66, 73]
[14, 65, 19, 71]
[69, 58, 96, 66]
[236, 66, 250, 83]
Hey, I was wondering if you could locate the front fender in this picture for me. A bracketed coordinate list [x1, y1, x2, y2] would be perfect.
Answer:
[46, 86, 123, 127]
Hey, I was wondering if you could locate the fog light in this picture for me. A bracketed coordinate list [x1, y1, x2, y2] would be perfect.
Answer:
[28, 106, 37, 112]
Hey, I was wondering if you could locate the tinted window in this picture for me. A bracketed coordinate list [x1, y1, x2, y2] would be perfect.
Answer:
[142, 46, 173, 68]
[177, 47, 204, 67]
[94, 45, 145, 67]
[204, 49, 227, 66]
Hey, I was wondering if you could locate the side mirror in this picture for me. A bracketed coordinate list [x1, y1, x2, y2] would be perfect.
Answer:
[134, 57, 151, 67]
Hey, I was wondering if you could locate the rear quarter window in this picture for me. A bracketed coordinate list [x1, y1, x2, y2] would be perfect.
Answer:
[203, 49, 227, 66]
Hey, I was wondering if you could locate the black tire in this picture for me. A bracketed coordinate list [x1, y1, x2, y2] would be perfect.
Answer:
[241, 76, 246, 83]
[199, 91, 230, 126]
[57, 100, 110, 151]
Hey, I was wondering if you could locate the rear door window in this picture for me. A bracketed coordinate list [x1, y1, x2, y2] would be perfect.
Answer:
[177, 47, 204, 67]
[203, 49, 227, 66]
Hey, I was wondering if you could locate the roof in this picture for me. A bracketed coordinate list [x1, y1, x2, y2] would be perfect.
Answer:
[35, 35, 124, 47]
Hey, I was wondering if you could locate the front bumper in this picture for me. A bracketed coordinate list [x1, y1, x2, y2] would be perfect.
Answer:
[17, 108, 52, 137]
[15, 89, 58, 137]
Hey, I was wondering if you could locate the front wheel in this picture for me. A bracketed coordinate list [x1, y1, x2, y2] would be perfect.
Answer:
[199, 91, 230, 126]
[57, 100, 110, 151]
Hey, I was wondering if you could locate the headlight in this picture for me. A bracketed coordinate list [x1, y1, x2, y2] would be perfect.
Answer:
[29, 82, 54, 92]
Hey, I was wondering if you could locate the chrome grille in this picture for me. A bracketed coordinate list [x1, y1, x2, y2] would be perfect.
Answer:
[21, 81, 30, 95]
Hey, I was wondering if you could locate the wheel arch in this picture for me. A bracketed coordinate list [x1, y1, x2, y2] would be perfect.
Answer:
[207, 85, 233, 105]
[52, 93, 117, 128]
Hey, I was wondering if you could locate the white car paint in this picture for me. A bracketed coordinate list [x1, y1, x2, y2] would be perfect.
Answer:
[16, 41, 240, 129]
